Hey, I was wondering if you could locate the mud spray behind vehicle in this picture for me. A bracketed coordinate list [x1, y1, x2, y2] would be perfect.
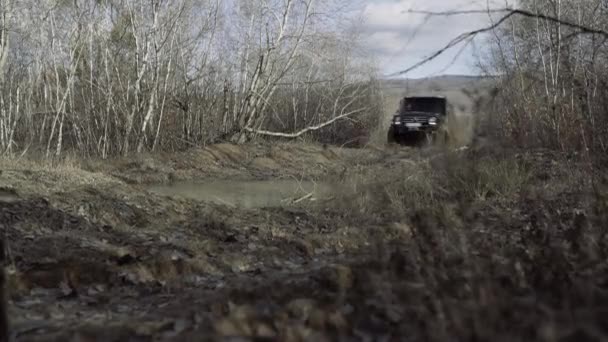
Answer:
[387, 96, 449, 145]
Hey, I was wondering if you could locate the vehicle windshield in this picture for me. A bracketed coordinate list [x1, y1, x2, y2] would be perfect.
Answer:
[400, 97, 446, 115]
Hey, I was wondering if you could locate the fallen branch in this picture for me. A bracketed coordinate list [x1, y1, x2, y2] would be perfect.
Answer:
[244, 107, 367, 138]
[292, 192, 314, 204]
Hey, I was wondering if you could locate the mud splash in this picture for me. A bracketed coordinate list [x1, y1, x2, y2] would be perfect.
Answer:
[146, 180, 339, 208]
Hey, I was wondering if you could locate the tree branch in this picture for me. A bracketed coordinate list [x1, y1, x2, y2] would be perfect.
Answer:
[388, 8, 608, 77]
[244, 108, 367, 138]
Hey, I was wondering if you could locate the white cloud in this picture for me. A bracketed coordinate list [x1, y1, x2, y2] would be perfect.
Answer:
[361, 0, 514, 77]
[362, 2, 420, 31]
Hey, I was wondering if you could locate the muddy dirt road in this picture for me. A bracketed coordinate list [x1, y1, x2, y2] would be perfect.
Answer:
[1, 142, 605, 341]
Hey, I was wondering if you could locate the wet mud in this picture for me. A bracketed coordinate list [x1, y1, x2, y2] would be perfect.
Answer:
[1, 143, 605, 341]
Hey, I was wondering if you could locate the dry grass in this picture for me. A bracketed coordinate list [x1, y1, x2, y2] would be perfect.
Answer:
[3, 133, 607, 340]
[333, 148, 533, 220]
[0, 154, 123, 195]
[445, 113, 474, 147]
[316, 146, 608, 340]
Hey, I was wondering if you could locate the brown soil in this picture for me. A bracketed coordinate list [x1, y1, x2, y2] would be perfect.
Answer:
[1, 142, 606, 341]
[86, 141, 360, 185]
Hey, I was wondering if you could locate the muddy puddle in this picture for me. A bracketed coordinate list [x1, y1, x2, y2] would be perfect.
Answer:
[146, 179, 338, 208]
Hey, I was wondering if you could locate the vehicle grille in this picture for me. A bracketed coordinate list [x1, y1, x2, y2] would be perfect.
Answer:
[402, 117, 426, 123]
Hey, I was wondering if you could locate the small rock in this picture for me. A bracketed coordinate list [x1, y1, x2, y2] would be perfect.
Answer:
[317, 265, 354, 293]
[255, 323, 276, 338]
[308, 308, 328, 329]
[214, 318, 252, 337]
[286, 298, 316, 320]
[228, 303, 257, 321]
[329, 311, 348, 331]
[390, 222, 413, 238]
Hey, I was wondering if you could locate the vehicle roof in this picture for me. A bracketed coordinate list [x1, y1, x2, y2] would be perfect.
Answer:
[403, 96, 446, 99]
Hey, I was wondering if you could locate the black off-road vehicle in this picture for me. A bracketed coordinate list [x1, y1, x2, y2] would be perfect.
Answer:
[387, 96, 449, 145]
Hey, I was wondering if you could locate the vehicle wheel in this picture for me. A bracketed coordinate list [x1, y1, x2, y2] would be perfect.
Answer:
[387, 126, 396, 144]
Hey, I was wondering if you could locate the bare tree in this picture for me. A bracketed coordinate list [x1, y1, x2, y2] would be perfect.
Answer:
[390, 3, 608, 152]
[0, 0, 9, 78]
[0, 0, 376, 157]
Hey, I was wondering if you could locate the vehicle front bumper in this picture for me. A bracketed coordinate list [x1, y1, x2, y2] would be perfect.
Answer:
[391, 123, 438, 134]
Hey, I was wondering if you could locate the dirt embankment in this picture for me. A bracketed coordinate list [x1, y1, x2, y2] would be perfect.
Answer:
[1, 142, 605, 341]
[0, 142, 410, 341]
[84, 142, 370, 185]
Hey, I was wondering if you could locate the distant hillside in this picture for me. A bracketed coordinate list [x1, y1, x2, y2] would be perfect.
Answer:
[379, 75, 496, 114]
[380, 75, 495, 94]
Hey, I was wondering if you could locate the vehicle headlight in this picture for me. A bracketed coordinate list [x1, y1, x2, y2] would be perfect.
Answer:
[394, 120, 401, 125]
[428, 117, 437, 125]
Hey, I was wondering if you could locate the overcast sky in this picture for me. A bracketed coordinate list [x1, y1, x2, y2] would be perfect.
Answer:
[360, 0, 515, 78]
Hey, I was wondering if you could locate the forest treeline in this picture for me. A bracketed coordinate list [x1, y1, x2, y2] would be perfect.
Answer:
[0, 0, 606, 158]
[480, 0, 608, 153]
[0, 0, 380, 158]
